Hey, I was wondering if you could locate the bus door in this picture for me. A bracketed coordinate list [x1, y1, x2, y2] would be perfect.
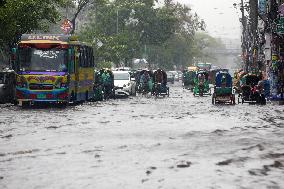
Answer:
[74, 46, 80, 99]
[67, 47, 76, 101]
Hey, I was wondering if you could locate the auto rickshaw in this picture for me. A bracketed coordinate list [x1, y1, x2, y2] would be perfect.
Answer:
[237, 73, 266, 104]
[152, 69, 169, 97]
[183, 66, 197, 91]
[209, 68, 229, 85]
[212, 71, 235, 105]
[136, 70, 154, 95]
[193, 70, 211, 96]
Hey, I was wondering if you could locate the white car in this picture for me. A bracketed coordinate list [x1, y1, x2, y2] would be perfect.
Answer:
[169, 71, 179, 81]
[113, 71, 136, 96]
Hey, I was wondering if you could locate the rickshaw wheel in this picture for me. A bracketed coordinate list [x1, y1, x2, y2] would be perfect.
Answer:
[155, 88, 159, 97]
[212, 95, 216, 105]
[13, 100, 18, 106]
[232, 95, 236, 105]
[22, 101, 30, 108]
[237, 95, 241, 104]
[262, 97, 267, 105]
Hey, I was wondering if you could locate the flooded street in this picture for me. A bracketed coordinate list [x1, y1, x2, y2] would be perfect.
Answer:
[0, 82, 284, 189]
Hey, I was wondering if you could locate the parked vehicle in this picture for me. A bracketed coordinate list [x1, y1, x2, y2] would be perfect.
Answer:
[212, 71, 235, 105]
[237, 74, 266, 104]
[177, 71, 183, 81]
[166, 72, 175, 84]
[0, 70, 16, 104]
[169, 71, 179, 81]
[115, 67, 131, 71]
[12, 34, 95, 107]
[113, 71, 136, 97]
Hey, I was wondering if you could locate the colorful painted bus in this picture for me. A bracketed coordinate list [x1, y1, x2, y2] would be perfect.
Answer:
[12, 34, 94, 106]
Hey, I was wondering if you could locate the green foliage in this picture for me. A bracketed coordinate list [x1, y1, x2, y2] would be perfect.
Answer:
[96, 61, 113, 69]
[0, 0, 64, 47]
[146, 2, 206, 70]
[192, 32, 226, 63]
[79, 0, 194, 67]
[78, 0, 222, 70]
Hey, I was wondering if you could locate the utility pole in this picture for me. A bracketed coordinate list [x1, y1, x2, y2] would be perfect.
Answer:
[249, 0, 258, 72]
[240, 0, 248, 71]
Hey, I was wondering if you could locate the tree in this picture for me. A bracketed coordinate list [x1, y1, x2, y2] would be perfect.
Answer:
[79, 0, 179, 66]
[192, 32, 225, 63]
[78, 0, 208, 69]
[146, 1, 206, 69]
[0, 0, 66, 48]
[0, 0, 6, 7]
[64, 0, 106, 34]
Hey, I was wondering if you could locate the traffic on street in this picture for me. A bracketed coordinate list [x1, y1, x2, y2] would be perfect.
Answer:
[1, 0, 284, 189]
[1, 82, 283, 188]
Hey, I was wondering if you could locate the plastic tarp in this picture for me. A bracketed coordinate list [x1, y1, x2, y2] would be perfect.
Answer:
[215, 72, 232, 88]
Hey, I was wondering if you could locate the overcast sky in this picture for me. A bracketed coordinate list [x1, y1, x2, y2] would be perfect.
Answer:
[174, 0, 241, 40]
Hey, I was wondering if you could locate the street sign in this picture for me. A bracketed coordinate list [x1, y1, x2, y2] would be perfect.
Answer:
[61, 19, 73, 34]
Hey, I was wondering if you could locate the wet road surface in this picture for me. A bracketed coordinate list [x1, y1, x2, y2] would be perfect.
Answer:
[0, 82, 284, 189]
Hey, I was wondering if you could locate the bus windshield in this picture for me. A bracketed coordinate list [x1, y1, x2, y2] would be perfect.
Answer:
[18, 47, 67, 72]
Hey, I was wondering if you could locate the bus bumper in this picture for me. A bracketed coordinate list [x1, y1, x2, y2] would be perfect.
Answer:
[16, 88, 69, 104]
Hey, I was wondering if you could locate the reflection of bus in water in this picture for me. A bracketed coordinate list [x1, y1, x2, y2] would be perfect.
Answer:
[195, 62, 212, 71]
[13, 34, 94, 106]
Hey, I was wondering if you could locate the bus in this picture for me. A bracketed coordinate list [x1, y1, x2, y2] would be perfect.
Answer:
[195, 62, 212, 71]
[12, 34, 94, 106]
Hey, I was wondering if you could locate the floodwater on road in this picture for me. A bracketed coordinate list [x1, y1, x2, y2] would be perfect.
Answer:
[0, 82, 284, 189]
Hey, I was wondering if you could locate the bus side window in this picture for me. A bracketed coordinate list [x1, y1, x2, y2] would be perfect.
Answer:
[85, 47, 88, 67]
[71, 49, 75, 73]
[84, 47, 88, 67]
[90, 48, 93, 67]
[82, 46, 86, 67]
[91, 48, 95, 67]
[79, 47, 83, 67]
[86, 47, 90, 67]
[68, 48, 75, 74]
